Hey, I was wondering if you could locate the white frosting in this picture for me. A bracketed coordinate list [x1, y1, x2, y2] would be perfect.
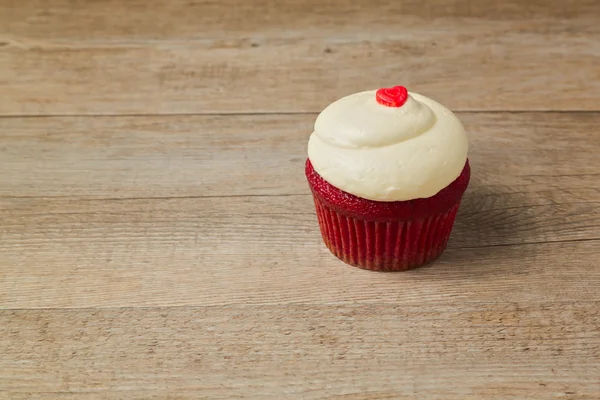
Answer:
[307, 90, 468, 201]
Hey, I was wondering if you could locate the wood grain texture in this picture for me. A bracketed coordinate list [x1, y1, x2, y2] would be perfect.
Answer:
[2, 0, 600, 397]
[1, 112, 599, 198]
[2, 0, 600, 115]
[1, 303, 599, 399]
[1, 113, 599, 309]
[2, 200, 599, 308]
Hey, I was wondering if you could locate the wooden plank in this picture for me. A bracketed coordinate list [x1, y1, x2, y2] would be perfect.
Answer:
[1, 193, 599, 308]
[1, 112, 599, 199]
[5, 0, 599, 39]
[1, 303, 599, 399]
[2, 0, 600, 114]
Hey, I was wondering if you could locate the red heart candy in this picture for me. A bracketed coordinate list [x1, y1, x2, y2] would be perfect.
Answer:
[376, 86, 408, 107]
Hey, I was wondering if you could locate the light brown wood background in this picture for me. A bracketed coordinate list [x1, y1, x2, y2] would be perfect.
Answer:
[1, 0, 600, 399]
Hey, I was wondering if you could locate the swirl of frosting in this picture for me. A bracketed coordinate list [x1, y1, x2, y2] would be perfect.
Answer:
[307, 89, 468, 201]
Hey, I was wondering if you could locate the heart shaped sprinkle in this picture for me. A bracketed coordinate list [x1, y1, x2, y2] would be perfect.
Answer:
[375, 86, 409, 107]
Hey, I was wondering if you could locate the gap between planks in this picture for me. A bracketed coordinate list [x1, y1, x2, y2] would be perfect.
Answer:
[1, 110, 600, 118]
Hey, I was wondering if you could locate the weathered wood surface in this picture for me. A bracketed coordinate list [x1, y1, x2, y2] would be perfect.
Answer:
[1, 0, 600, 398]
[1, 0, 600, 115]
[1, 113, 600, 311]
[1, 112, 599, 199]
[1, 304, 599, 399]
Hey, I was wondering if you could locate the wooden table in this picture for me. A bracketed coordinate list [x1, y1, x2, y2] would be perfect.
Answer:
[1, 1, 599, 398]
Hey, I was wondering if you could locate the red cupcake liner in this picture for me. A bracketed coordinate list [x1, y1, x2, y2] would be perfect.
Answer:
[312, 194, 461, 271]
[306, 159, 470, 271]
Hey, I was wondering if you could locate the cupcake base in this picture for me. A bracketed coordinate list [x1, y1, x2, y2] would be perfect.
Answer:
[306, 159, 470, 272]
[313, 195, 460, 271]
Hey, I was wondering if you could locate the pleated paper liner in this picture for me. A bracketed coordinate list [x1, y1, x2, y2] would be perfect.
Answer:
[312, 193, 461, 271]
[305, 158, 470, 271]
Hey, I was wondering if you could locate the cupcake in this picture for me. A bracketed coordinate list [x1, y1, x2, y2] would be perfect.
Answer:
[306, 86, 470, 271]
